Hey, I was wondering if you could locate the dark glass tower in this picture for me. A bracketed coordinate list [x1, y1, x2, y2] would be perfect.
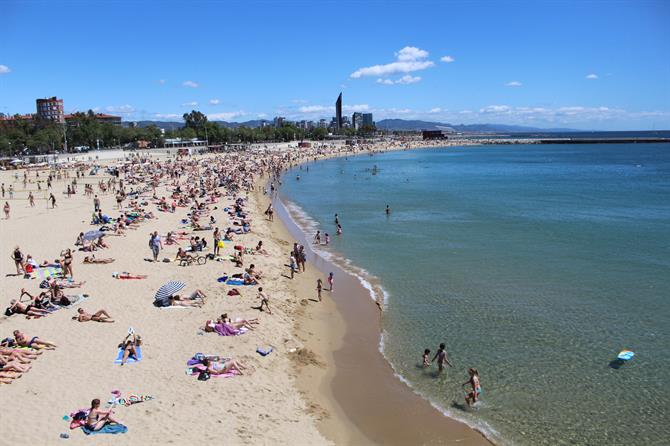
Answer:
[335, 92, 342, 130]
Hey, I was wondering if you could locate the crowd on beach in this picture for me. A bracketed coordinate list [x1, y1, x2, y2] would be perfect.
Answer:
[2, 138, 483, 438]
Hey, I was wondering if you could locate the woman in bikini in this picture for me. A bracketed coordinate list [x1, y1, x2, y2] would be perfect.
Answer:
[73, 308, 114, 323]
[62, 249, 74, 278]
[120, 332, 140, 366]
[12, 330, 57, 350]
[86, 399, 121, 431]
[220, 313, 258, 330]
[202, 357, 247, 375]
[463, 368, 482, 407]
[6, 299, 51, 318]
[12, 246, 24, 275]
[83, 255, 115, 264]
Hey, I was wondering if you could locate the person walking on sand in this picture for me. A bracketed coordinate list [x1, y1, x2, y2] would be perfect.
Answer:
[28, 192, 34, 207]
[213, 227, 221, 256]
[252, 287, 272, 314]
[149, 231, 162, 262]
[463, 368, 482, 407]
[289, 253, 297, 279]
[432, 343, 453, 373]
[316, 278, 323, 301]
[327, 272, 334, 291]
[265, 203, 274, 221]
[3, 201, 9, 219]
[49, 193, 57, 208]
[93, 194, 101, 212]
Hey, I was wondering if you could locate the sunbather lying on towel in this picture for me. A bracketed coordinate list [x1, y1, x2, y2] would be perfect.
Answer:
[201, 357, 247, 375]
[119, 332, 141, 366]
[73, 308, 114, 323]
[13, 330, 57, 350]
[83, 256, 115, 264]
[0, 347, 41, 360]
[220, 313, 258, 330]
[5, 299, 51, 317]
[0, 358, 31, 373]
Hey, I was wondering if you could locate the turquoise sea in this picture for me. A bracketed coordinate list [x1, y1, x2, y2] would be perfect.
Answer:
[279, 144, 670, 446]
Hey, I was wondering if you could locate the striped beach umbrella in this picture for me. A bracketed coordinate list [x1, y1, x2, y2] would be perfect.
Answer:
[154, 281, 186, 304]
[83, 230, 105, 241]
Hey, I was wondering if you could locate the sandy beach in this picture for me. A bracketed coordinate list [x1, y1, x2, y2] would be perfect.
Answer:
[0, 141, 490, 445]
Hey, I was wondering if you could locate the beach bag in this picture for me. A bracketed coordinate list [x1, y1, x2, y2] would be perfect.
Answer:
[197, 370, 210, 381]
[25, 264, 34, 273]
[217, 240, 224, 248]
[234, 245, 243, 251]
[227, 289, 240, 296]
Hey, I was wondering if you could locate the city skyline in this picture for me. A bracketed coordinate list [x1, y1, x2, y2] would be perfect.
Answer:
[1, 1, 669, 130]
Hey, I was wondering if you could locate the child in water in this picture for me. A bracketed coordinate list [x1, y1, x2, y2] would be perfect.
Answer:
[463, 368, 481, 407]
[422, 349, 431, 367]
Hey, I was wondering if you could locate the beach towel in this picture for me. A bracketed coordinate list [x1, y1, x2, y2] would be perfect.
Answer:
[217, 275, 229, 283]
[225, 279, 246, 286]
[114, 346, 142, 364]
[30, 267, 63, 280]
[82, 423, 128, 435]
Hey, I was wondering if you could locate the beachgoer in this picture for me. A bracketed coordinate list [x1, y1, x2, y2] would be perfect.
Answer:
[327, 272, 334, 291]
[422, 349, 431, 367]
[202, 357, 247, 375]
[432, 343, 453, 372]
[316, 278, 323, 301]
[3, 201, 9, 219]
[265, 203, 274, 221]
[314, 230, 321, 244]
[289, 253, 297, 279]
[149, 231, 162, 261]
[13, 330, 57, 350]
[86, 399, 120, 431]
[62, 248, 74, 278]
[463, 368, 482, 407]
[385, 204, 391, 215]
[120, 332, 140, 365]
[12, 246, 25, 275]
[73, 308, 114, 323]
[253, 287, 272, 314]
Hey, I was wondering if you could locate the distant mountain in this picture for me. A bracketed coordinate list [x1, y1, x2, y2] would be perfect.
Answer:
[375, 119, 578, 133]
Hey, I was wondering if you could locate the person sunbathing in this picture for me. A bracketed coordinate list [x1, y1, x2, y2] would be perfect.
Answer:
[245, 264, 263, 280]
[165, 232, 179, 245]
[168, 294, 203, 307]
[83, 256, 115, 264]
[201, 357, 247, 375]
[73, 308, 114, 323]
[0, 356, 32, 372]
[255, 241, 269, 256]
[220, 313, 258, 330]
[120, 332, 141, 366]
[243, 274, 258, 286]
[5, 299, 51, 317]
[47, 277, 86, 289]
[13, 330, 57, 350]
[0, 370, 23, 384]
[0, 347, 40, 360]
[112, 272, 147, 279]
[86, 398, 121, 431]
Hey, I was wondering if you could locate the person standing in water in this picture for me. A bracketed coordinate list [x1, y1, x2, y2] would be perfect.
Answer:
[463, 368, 482, 407]
[327, 272, 334, 291]
[334, 213, 340, 225]
[385, 204, 391, 215]
[314, 230, 321, 244]
[432, 343, 453, 373]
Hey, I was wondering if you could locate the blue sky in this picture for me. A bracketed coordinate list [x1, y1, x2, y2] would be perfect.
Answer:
[1, 0, 669, 130]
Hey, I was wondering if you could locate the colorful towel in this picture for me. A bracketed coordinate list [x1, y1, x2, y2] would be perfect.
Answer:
[30, 267, 63, 280]
[82, 423, 128, 435]
[225, 279, 246, 286]
[114, 346, 142, 364]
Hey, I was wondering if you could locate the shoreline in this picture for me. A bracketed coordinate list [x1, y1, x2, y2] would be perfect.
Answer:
[270, 150, 494, 445]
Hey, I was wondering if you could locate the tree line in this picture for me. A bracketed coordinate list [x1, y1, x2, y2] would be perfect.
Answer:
[0, 109, 376, 156]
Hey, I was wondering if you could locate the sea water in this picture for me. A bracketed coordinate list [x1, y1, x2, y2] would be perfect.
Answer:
[279, 144, 670, 446]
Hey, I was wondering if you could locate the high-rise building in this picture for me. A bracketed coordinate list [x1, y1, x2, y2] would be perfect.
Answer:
[362, 113, 374, 128]
[318, 119, 327, 129]
[335, 92, 342, 130]
[352, 112, 363, 130]
[36, 96, 65, 123]
[273, 116, 286, 128]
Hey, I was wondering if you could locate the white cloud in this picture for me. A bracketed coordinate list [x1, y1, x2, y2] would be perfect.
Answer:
[182, 80, 200, 88]
[299, 105, 331, 113]
[105, 105, 135, 115]
[291, 99, 309, 104]
[428, 108, 442, 113]
[154, 113, 180, 120]
[257, 113, 268, 118]
[181, 101, 198, 107]
[209, 98, 221, 105]
[586, 74, 598, 80]
[208, 111, 245, 121]
[157, 79, 166, 85]
[396, 46, 429, 61]
[376, 75, 422, 85]
[0, 64, 11, 74]
[343, 104, 370, 113]
[480, 105, 511, 113]
[505, 81, 523, 87]
[351, 46, 434, 78]
[440, 56, 455, 63]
